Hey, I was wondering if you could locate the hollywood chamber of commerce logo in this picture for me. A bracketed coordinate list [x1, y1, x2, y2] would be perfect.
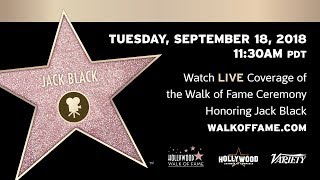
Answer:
[168, 146, 205, 167]
[271, 153, 306, 164]
[218, 147, 258, 167]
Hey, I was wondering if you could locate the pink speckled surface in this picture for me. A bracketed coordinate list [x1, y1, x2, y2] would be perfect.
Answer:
[0, 16, 155, 176]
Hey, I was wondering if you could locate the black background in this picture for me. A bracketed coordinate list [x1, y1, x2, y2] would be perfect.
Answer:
[0, 23, 314, 179]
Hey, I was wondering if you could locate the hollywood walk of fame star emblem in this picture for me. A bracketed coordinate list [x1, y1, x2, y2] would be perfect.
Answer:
[194, 151, 204, 161]
[0, 11, 160, 180]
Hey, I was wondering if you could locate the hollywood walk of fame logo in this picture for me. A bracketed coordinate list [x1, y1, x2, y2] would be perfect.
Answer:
[218, 147, 259, 167]
[0, 11, 160, 180]
[168, 146, 205, 167]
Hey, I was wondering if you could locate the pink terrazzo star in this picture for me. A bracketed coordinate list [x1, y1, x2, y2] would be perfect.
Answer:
[0, 12, 160, 180]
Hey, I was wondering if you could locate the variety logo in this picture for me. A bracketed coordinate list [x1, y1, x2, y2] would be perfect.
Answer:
[218, 147, 258, 167]
[271, 153, 306, 164]
[168, 146, 204, 167]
